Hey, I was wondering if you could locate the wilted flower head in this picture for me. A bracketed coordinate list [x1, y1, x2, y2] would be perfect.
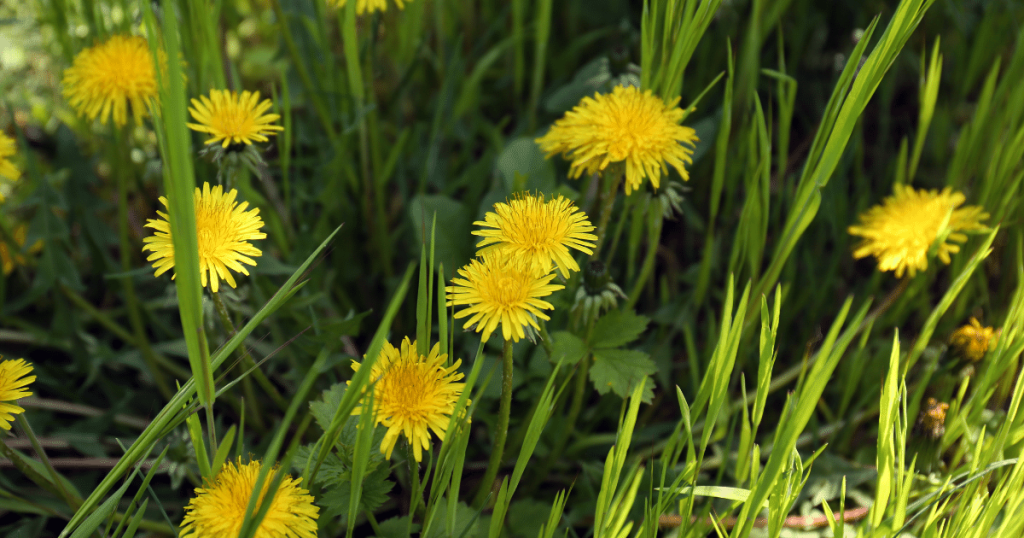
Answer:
[916, 398, 950, 441]
[949, 317, 998, 363]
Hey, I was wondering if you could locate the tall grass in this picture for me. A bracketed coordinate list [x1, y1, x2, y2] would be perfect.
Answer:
[1, 0, 1023, 537]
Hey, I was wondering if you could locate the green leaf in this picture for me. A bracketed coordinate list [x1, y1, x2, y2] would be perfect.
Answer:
[591, 309, 650, 349]
[549, 331, 587, 365]
[321, 465, 395, 521]
[496, 137, 557, 194]
[409, 195, 472, 276]
[590, 349, 656, 402]
[374, 516, 419, 538]
[312, 310, 373, 344]
[70, 470, 136, 538]
[292, 445, 347, 484]
[310, 384, 349, 433]
[508, 499, 551, 538]
[425, 498, 479, 538]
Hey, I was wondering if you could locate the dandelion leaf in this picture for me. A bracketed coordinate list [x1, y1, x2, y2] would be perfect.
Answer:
[591, 309, 649, 349]
[320, 465, 395, 523]
[590, 349, 656, 402]
[373, 516, 419, 538]
[310, 383, 348, 433]
[550, 331, 587, 365]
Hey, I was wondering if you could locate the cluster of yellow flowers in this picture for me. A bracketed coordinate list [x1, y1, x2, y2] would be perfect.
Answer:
[26, 5, 1003, 535]
[60, 34, 283, 293]
[56, 34, 304, 538]
[446, 193, 597, 342]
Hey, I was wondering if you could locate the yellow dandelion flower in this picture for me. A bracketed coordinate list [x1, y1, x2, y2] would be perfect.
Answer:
[187, 90, 284, 148]
[848, 185, 988, 278]
[536, 85, 699, 195]
[0, 359, 35, 431]
[181, 458, 319, 538]
[142, 182, 266, 293]
[350, 337, 466, 462]
[446, 251, 565, 343]
[473, 193, 597, 279]
[949, 318, 998, 363]
[62, 34, 162, 127]
[328, 0, 410, 15]
[0, 132, 20, 192]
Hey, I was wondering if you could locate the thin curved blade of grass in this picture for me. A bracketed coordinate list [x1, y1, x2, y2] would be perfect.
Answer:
[60, 225, 342, 537]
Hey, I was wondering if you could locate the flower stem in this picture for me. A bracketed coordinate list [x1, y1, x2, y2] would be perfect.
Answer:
[112, 127, 172, 400]
[210, 291, 289, 415]
[406, 442, 423, 520]
[592, 168, 623, 259]
[15, 414, 81, 509]
[626, 197, 664, 309]
[472, 338, 515, 508]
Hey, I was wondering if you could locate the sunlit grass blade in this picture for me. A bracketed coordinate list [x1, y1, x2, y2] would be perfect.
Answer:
[237, 346, 329, 538]
[307, 263, 416, 485]
[61, 226, 342, 537]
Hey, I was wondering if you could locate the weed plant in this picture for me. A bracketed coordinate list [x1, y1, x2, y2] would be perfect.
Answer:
[1, 0, 1024, 537]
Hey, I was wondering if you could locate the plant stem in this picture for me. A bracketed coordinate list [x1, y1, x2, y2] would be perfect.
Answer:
[210, 291, 290, 413]
[15, 414, 81, 509]
[591, 169, 623, 259]
[626, 198, 664, 309]
[472, 338, 514, 508]
[406, 442, 423, 520]
[113, 128, 172, 400]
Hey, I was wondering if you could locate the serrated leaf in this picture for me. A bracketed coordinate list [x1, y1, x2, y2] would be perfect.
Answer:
[590, 349, 656, 402]
[374, 515, 419, 538]
[310, 383, 348, 433]
[321, 465, 395, 521]
[425, 498, 479, 538]
[591, 310, 650, 349]
[550, 331, 587, 365]
[292, 445, 347, 485]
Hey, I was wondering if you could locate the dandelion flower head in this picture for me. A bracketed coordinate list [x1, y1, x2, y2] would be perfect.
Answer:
[142, 182, 266, 292]
[949, 317, 998, 363]
[446, 251, 564, 343]
[180, 458, 319, 538]
[350, 337, 466, 462]
[0, 132, 20, 189]
[0, 359, 35, 431]
[62, 34, 162, 126]
[329, 0, 410, 15]
[536, 85, 698, 195]
[848, 184, 988, 278]
[473, 193, 597, 279]
[188, 90, 284, 148]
